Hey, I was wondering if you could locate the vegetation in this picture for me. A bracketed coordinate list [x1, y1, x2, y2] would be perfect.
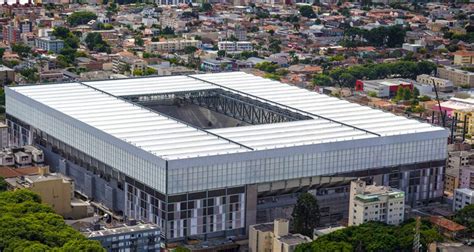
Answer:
[292, 193, 320, 237]
[342, 25, 406, 48]
[85, 33, 111, 53]
[19, 68, 39, 83]
[0, 177, 6, 191]
[200, 3, 212, 12]
[453, 204, 474, 233]
[11, 43, 31, 58]
[299, 5, 316, 18]
[295, 220, 442, 252]
[0, 189, 104, 251]
[312, 61, 436, 88]
[255, 62, 280, 73]
[67, 11, 97, 26]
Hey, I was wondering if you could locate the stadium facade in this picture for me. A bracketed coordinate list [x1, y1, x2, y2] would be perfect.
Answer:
[6, 72, 448, 241]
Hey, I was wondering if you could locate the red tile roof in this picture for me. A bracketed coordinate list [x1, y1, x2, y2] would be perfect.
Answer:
[429, 216, 466, 232]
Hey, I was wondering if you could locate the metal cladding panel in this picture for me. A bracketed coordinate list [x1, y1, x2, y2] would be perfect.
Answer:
[6, 87, 168, 193]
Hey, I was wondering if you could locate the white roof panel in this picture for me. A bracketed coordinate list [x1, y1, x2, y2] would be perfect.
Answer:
[11, 72, 447, 160]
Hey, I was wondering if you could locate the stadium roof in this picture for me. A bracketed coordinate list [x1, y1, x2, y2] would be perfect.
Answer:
[11, 72, 446, 160]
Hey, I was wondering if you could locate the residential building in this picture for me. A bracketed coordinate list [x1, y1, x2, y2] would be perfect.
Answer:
[5, 166, 89, 219]
[0, 65, 15, 85]
[348, 180, 405, 226]
[19, 19, 32, 34]
[459, 166, 474, 189]
[218, 41, 253, 52]
[201, 58, 233, 72]
[355, 79, 413, 98]
[35, 37, 64, 53]
[453, 188, 474, 212]
[84, 223, 161, 251]
[437, 66, 474, 87]
[402, 43, 423, 53]
[453, 51, 474, 66]
[249, 219, 311, 252]
[416, 74, 454, 92]
[429, 216, 466, 239]
[6, 73, 448, 242]
[112, 56, 147, 74]
[2, 23, 20, 44]
[445, 145, 474, 195]
[145, 39, 201, 53]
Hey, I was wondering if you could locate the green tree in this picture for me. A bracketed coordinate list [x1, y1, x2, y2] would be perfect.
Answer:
[255, 62, 279, 73]
[85, 33, 111, 53]
[312, 74, 332, 87]
[291, 193, 320, 237]
[217, 50, 226, 57]
[299, 5, 316, 18]
[134, 36, 144, 46]
[184, 46, 198, 54]
[0, 177, 6, 191]
[453, 204, 474, 232]
[67, 11, 97, 26]
[201, 3, 212, 12]
[11, 43, 31, 58]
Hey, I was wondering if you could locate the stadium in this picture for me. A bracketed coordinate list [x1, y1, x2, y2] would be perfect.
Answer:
[6, 72, 448, 241]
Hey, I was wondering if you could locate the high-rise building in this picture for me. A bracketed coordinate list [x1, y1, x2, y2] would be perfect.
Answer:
[348, 180, 405, 226]
[6, 72, 448, 242]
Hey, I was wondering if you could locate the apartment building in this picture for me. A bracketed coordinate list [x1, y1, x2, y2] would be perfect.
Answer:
[437, 66, 474, 87]
[348, 180, 405, 226]
[35, 37, 64, 53]
[416, 74, 453, 92]
[2, 23, 20, 44]
[145, 39, 201, 53]
[453, 188, 474, 212]
[453, 51, 474, 66]
[218, 41, 253, 52]
[112, 56, 147, 74]
[249, 219, 311, 252]
[6, 166, 89, 219]
[445, 145, 474, 195]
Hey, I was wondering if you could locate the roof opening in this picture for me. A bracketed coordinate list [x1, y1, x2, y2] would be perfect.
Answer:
[122, 89, 312, 129]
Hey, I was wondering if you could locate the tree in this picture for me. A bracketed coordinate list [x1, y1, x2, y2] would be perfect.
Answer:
[453, 204, 474, 232]
[312, 74, 332, 87]
[217, 50, 226, 57]
[339, 73, 356, 88]
[0, 189, 105, 251]
[85, 33, 111, 53]
[67, 11, 97, 26]
[201, 3, 212, 12]
[255, 62, 279, 73]
[134, 36, 144, 47]
[291, 193, 320, 237]
[11, 43, 31, 58]
[0, 177, 6, 191]
[299, 5, 316, 18]
[184, 46, 198, 54]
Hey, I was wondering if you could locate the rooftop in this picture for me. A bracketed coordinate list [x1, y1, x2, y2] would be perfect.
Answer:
[84, 223, 160, 238]
[9, 72, 446, 160]
[455, 188, 474, 197]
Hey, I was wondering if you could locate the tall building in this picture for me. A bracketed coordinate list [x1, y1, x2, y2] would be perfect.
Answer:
[2, 23, 20, 44]
[453, 188, 474, 212]
[5, 72, 448, 242]
[348, 180, 405, 226]
[416, 74, 453, 93]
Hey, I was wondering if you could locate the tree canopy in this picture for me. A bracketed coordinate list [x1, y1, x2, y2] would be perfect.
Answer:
[342, 25, 406, 48]
[295, 220, 442, 252]
[453, 204, 474, 233]
[299, 5, 316, 18]
[292, 193, 320, 237]
[85, 33, 111, 53]
[0, 189, 105, 251]
[67, 11, 97, 26]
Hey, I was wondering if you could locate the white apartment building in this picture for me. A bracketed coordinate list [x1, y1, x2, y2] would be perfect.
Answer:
[453, 188, 474, 212]
[0, 122, 8, 148]
[145, 39, 201, 53]
[218, 41, 253, 52]
[349, 180, 405, 226]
